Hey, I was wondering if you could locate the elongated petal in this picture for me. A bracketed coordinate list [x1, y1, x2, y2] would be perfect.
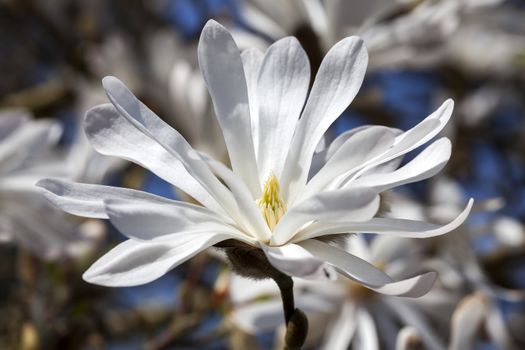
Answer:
[295, 199, 473, 241]
[302, 126, 397, 199]
[263, 243, 337, 280]
[280, 36, 368, 205]
[100, 77, 242, 219]
[348, 100, 454, 182]
[449, 294, 488, 350]
[241, 47, 264, 155]
[348, 137, 452, 192]
[301, 239, 437, 297]
[104, 198, 249, 242]
[84, 104, 223, 212]
[198, 20, 260, 197]
[355, 309, 379, 350]
[37, 179, 174, 219]
[320, 301, 358, 350]
[256, 37, 310, 180]
[299, 239, 392, 286]
[83, 233, 233, 286]
[271, 187, 379, 246]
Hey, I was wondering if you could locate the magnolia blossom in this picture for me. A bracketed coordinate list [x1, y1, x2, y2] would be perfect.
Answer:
[319, 235, 463, 350]
[39, 20, 471, 296]
[225, 272, 339, 348]
[0, 110, 105, 259]
[240, 0, 504, 68]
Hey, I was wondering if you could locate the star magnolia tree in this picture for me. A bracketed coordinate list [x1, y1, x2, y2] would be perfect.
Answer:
[38, 20, 472, 346]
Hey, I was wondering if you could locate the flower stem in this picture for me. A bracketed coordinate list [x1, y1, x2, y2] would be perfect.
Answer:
[273, 274, 295, 324]
[272, 274, 308, 350]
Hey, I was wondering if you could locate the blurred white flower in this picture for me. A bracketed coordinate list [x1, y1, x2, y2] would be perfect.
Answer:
[39, 20, 471, 294]
[397, 293, 516, 350]
[226, 272, 339, 348]
[239, 0, 504, 68]
[0, 109, 105, 259]
[318, 235, 462, 350]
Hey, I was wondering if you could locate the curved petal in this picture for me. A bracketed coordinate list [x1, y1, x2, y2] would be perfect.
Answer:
[371, 272, 437, 297]
[256, 36, 310, 180]
[298, 239, 393, 287]
[36, 179, 176, 219]
[84, 104, 223, 212]
[83, 232, 233, 287]
[263, 243, 337, 280]
[295, 199, 473, 241]
[198, 20, 260, 197]
[280, 36, 368, 205]
[347, 137, 451, 192]
[348, 100, 454, 182]
[302, 126, 397, 200]
[271, 187, 379, 246]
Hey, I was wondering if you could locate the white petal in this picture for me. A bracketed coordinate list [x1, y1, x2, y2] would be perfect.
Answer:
[101, 77, 245, 219]
[355, 309, 379, 350]
[296, 199, 473, 240]
[198, 20, 260, 197]
[272, 187, 380, 246]
[241, 47, 264, 156]
[84, 104, 223, 212]
[37, 179, 173, 219]
[229, 275, 279, 304]
[231, 299, 285, 334]
[383, 298, 446, 350]
[348, 137, 451, 192]
[302, 126, 397, 199]
[104, 198, 254, 243]
[263, 243, 337, 280]
[83, 233, 233, 287]
[201, 153, 271, 241]
[280, 36, 368, 205]
[256, 37, 310, 180]
[298, 239, 392, 286]
[349, 100, 454, 182]
[0, 119, 61, 167]
[320, 301, 358, 350]
[371, 272, 437, 297]
[449, 294, 488, 350]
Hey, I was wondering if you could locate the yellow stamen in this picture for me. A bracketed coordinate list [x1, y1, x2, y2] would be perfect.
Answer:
[256, 173, 286, 231]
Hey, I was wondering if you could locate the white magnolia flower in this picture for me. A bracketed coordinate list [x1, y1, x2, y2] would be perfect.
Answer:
[38, 20, 471, 294]
[397, 293, 512, 350]
[0, 110, 104, 259]
[240, 0, 504, 68]
[226, 273, 339, 348]
[319, 235, 463, 350]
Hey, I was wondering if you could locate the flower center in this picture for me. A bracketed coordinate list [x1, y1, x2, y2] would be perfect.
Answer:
[256, 173, 286, 231]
